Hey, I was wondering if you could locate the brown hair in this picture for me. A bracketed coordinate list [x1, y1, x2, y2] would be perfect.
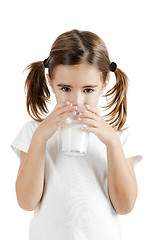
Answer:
[24, 29, 128, 131]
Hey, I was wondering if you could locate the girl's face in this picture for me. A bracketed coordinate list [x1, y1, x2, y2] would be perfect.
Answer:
[47, 62, 108, 107]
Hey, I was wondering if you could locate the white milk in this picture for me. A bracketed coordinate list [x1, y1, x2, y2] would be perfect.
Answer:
[61, 120, 89, 157]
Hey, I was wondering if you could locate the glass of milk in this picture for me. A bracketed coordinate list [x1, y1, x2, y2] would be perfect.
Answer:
[60, 104, 90, 157]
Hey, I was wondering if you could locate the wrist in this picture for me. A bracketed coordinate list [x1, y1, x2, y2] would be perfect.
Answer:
[33, 128, 48, 145]
[106, 132, 120, 149]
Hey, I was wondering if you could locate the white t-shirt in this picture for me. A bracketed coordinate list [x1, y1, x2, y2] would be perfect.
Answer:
[11, 120, 143, 240]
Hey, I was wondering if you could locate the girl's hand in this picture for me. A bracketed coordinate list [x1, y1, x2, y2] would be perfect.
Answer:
[78, 105, 118, 146]
[35, 101, 77, 142]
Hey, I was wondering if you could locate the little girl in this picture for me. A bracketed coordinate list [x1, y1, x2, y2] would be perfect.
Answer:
[11, 29, 143, 240]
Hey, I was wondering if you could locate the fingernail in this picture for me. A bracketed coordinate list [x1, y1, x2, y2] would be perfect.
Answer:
[86, 105, 90, 109]
[72, 105, 77, 108]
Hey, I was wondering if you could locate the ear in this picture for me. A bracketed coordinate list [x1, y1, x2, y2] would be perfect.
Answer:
[100, 82, 108, 95]
[46, 74, 55, 93]
[100, 76, 110, 94]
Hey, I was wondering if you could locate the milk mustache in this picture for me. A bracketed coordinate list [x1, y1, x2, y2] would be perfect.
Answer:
[61, 104, 90, 157]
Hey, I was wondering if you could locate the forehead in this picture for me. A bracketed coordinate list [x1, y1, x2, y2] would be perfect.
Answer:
[54, 63, 102, 83]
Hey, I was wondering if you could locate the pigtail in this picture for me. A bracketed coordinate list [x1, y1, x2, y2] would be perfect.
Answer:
[103, 67, 128, 132]
[24, 61, 51, 121]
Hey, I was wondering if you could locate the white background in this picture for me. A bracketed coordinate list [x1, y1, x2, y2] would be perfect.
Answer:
[1, 0, 160, 239]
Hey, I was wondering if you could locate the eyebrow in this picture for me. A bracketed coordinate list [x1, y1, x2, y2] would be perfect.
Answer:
[57, 84, 98, 88]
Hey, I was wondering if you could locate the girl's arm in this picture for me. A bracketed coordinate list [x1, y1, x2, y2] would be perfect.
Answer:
[15, 102, 76, 211]
[76, 104, 138, 215]
[15, 131, 46, 211]
[107, 137, 138, 215]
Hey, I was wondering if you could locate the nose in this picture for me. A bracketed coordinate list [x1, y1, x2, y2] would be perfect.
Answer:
[69, 92, 84, 106]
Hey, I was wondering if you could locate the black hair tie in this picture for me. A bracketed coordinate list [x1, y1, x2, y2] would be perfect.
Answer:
[43, 58, 49, 68]
[110, 62, 117, 72]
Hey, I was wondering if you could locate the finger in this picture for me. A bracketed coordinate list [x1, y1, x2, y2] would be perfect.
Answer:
[59, 110, 77, 126]
[78, 111, 99, 121]
[54, 101, 70, 111]
[81, 125, 97, 135]
[85, 105, 101, 116]
[54, 102, 77, 117]
[78, 118, 98, 128]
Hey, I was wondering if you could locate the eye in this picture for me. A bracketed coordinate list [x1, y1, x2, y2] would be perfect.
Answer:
[60, 87, 71, 92]
[84, 89, 94, 93]
[60, 87, 94, 93]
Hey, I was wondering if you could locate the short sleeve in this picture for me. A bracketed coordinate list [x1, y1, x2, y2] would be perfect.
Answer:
[117, 124, 144, 167]
[11, 120, 39, 160]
